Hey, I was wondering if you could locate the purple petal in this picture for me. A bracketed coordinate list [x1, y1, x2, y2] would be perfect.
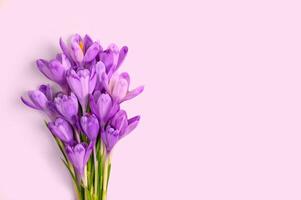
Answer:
[59, 38, 72, 61]
[28, 90, 48, 110]
[20, 96, 39, 109]
[119, 72, 130, 85]
[89, 66, 97, 94]
[89, 94, 99, 118]
[124, 115, 140, 137]
[122, 86, 144, 102]
[106, 100, 120, 121]
[83, 34, 93, 52]
[36, 59, 53, 80]
[84, 42, 100, 63]
[116, 46, 128, 70]
[84, 142, 94, 164]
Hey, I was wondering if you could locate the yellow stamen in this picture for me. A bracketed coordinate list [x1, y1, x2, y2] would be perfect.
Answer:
[79, 41, 84, 51]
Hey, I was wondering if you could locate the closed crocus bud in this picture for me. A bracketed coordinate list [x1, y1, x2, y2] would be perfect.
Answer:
[36, 54, 71, 87]
[80, 114, 99, 141]
[108, 72, 144, 103]
[102, 110, 140, 152]
[66, 67, 97, 112]
[54, 92, 78, 123]
[48, 118, 74, 144]
[21, 84, 52, 110]
[90, 91, 119, 125]
[21, 85, 58, 119]
[65, 142, 93, 185]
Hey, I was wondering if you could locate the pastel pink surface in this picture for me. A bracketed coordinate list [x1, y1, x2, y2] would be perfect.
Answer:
[1, 0, 301, 199]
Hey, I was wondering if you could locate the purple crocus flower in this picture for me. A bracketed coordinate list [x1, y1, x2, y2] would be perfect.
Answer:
[98, 44, 128, 77]
[65, 142, 93, 181]
[80, 114, 99, 141]
[47, 118, 74, 144]
[54, 92, 78, 123]
[36, 54, 71, 89]
[108, 72, 144, 102]
[89, 91, 119, 125]
[60, 34, 100, 65]
[66, 67, 97, 112]
[102, 110, 140, 152]
[21, 84, 57, 118]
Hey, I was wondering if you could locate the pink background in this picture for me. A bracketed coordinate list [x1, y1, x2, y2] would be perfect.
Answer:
[1, 0, 301, 199]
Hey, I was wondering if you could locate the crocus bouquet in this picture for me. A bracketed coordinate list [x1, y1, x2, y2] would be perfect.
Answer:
[21, 34, 143, 200]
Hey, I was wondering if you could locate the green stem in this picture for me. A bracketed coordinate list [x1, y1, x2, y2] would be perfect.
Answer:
[93, 146, 98, 196]
[102, 154, 111, 200]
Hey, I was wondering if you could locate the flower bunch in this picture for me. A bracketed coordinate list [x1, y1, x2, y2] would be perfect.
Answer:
[21, 34, 143, 200]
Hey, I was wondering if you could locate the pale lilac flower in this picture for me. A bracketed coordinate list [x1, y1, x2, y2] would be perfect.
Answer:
[108, 72, 144, 102]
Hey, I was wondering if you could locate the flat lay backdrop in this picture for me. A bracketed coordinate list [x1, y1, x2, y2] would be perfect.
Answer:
[1, 0, 301, 199]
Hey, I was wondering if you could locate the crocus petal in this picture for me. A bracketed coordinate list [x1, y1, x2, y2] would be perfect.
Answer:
[84, 42, 100, 63]
[106, 100, 120, 120]
[56, 53, 71, 70]
[83, 142, 94, 164]
[122, 86, 144, 102]
[95, 61, 108, 91]
[20, 96, 39, 109]
[119, 73, 130, 90]
[111, 110, 128, 134]
[124, 115, 140, 137]
[59, 38, 73, 63]
[70, 34, 84, 63]
[36, 59, 53, 80]
[71, 43, 84, 63]
[89, 66, 97, 94]
[112, 78, 128, 100]
[83, 34, 93, 52]
[66, 70, 81, 94]
[116, 46, 128, 70]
